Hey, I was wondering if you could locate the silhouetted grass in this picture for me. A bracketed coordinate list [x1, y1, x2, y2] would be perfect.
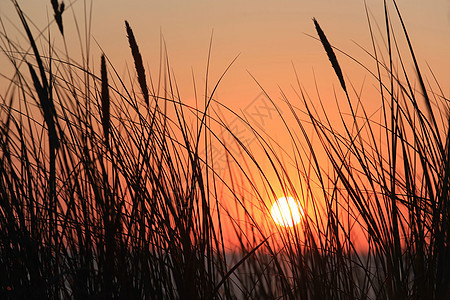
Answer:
[0, 0, 449, 299]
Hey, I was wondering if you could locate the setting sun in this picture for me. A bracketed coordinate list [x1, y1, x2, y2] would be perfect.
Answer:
[271, 196, 304, 227]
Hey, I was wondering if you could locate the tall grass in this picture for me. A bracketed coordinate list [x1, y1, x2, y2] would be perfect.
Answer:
[0, 0, 449, 299]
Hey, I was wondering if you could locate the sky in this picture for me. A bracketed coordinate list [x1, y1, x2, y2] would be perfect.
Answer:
[2, 0, 450, 107]
[1, 0, 450, 243]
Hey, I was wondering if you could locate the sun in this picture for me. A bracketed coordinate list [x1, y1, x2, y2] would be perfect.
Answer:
[271, 196, 304, 227]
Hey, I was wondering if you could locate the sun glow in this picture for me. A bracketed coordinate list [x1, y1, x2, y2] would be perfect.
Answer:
[271, 196, 304, 227]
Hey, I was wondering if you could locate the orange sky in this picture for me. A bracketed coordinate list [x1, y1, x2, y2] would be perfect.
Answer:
[1, 0, 450, 251]
[2, 0, 449, 107]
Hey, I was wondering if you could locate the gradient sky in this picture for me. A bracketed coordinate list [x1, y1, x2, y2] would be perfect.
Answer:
[2, 0, 450, 188]
[2, 0, 450, 246]
[2, 0, 450, 107]
[2, 0, 450, 180]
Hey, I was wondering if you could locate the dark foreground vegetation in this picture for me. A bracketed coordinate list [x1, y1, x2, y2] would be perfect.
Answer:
[1, 0, 449, 298]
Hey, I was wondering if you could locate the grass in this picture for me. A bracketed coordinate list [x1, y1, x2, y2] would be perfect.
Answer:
[0, 0, 449, 298]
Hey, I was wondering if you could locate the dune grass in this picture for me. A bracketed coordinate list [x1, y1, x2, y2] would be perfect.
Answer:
[0, 0, 449, 298]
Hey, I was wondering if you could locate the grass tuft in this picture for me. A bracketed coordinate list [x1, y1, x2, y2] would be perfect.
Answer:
[0, 1, 449, 298]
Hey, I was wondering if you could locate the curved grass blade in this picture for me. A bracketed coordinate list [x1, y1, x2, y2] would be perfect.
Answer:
[27, 63, 59, 150]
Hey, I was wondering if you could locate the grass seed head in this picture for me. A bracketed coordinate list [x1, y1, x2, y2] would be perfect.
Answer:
[313, 18, 347, 93]
[125, 20, 150, 106]
[101, 54, 110, 146]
